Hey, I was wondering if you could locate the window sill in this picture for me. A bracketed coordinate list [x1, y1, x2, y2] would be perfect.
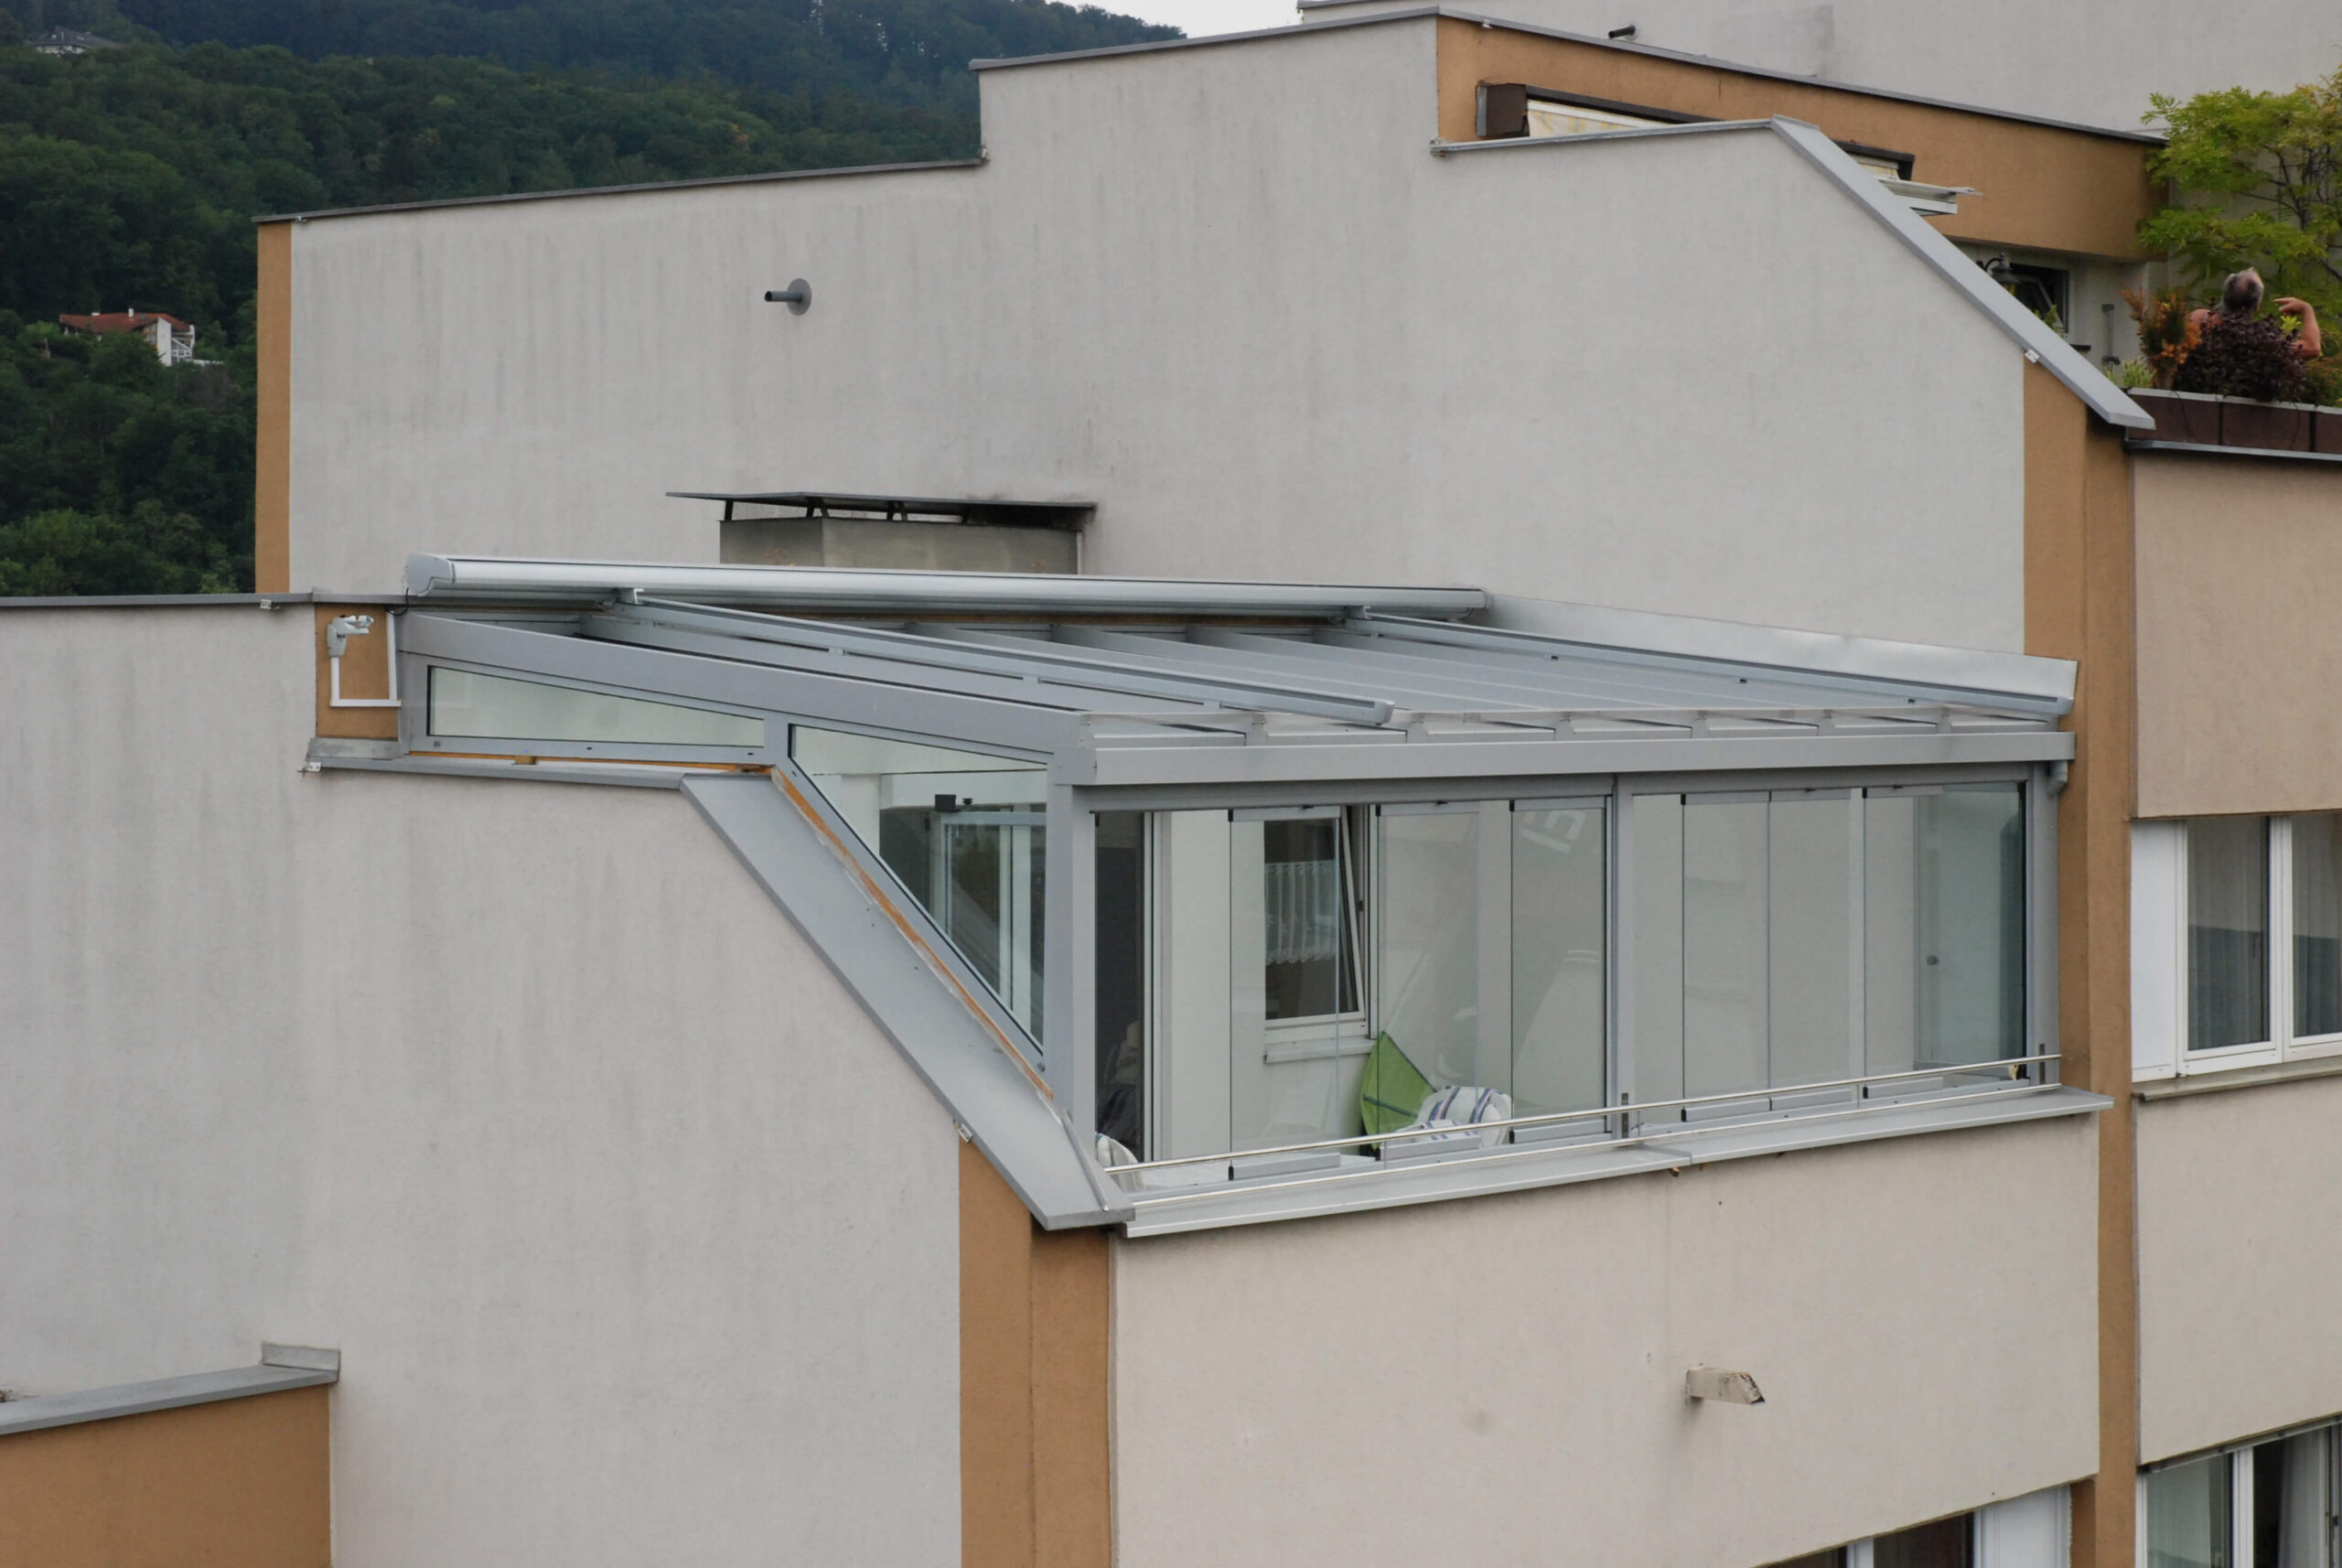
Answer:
[1120, 1084, 2109, 1237]
[2134, 1053, 2342, 1101]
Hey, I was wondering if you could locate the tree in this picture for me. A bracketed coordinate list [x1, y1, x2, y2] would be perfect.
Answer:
[2140, 67, 2342, 321]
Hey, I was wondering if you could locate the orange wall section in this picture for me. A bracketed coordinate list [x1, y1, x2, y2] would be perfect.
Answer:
[962, 1139, 1112, 1568]
[1435, 18, 2157, 262]
[255, 220, 293, 595]
[2020, 361, 2138, 1568]
[0, 1386, 331, 1568]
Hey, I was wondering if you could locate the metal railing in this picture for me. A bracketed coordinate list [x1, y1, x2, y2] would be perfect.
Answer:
[1109, 1054, 2063, 1197]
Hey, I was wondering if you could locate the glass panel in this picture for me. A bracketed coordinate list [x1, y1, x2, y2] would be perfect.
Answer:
[2146, 1453, 2234, 1568]
[1682, 796, 1769, 1100]
[1511, 806, 1606, 1116]
[1629, 792, 1685, 1112]
[1872, 1513, 1973, 1568]
[790, 725, 1047, 1036]
[1768, 793, 1861, 1091]
[1864, 787, 2025, 1075]
[1094, 812, 1147, 1156]
[2189, 816, 2271, 1052]
[1262, 817, 1356, 1020]
[2295, 815, 2342, 1039]
[1378, 811, 1480, 1090]
[428, 668, 764, 746]
[1229, 813, 1364, 1153]
[2253, 1432, 2331, 1568]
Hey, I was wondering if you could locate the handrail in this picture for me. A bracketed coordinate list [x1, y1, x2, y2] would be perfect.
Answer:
[1123, 1080, 2077, 1211]
[1111, 1053, 2059, 1176]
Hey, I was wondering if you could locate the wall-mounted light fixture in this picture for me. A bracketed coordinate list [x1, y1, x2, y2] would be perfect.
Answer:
[764, 279, 811, 316]
[1684, 1367, 1765, 1404]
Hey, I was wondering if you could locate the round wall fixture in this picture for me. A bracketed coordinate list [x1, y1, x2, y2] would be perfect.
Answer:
[764, 279, 811, 315]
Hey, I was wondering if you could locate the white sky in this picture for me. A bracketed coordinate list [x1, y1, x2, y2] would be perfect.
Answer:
[1116, 0, 1303, 40]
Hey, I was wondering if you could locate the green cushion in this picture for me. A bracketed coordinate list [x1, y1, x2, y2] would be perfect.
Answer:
[1359, 1032, 1434, 1137]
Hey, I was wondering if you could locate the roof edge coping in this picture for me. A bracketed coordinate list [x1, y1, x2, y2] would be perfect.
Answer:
[975, 5, 2165, 145]
[255, 156, 984, 227]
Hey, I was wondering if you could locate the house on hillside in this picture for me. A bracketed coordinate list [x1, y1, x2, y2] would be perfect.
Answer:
[6, 10, 2342, 1568]
[58, 310, 198, 365]
[31, 27, 122, 55]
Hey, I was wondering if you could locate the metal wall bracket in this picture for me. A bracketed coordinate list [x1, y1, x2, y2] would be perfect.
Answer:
[327, 613, 401, 708]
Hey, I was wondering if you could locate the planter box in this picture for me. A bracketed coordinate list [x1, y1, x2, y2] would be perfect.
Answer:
[2220, 399, 2314, 451]
[2128, 389, 2339, 453]
[2129, 389, 2223, 446]
[2317, 408, 2342, 456]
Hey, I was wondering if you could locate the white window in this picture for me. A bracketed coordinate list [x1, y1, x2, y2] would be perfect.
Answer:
[2133, 816, 2342, 1080]
[1765, 1485, 2070, 1566]
[2141, 1422, 2342, 1567]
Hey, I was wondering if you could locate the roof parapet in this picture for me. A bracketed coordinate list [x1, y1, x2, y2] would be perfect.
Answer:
[1429, 116, 2154, 432]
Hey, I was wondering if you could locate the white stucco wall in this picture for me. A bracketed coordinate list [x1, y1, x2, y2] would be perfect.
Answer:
[288, 18, 2029, 651]
[1111, 1116, 2100, 1568]
[1301, 0, 2342, 134]
[0, 607, 961, 1567]
[2136, 1076, 2342, 1463]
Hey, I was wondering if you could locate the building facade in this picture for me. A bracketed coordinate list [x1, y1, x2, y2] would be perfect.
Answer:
[5, 12, 2340, 1568]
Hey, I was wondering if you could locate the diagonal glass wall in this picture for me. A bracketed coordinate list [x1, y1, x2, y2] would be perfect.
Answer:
[790, 725, 1048, 1037]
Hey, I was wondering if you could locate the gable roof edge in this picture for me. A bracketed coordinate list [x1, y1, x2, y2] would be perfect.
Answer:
[1764, 116, 2154, 430]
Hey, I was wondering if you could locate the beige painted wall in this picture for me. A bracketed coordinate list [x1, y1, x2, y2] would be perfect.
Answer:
[284, 19, 2035, 654]
[2133, 454, 2342, 819]
[2136, 1075, 2342, 1463]
[1111, 1117, 2100, 1568]
[0, 607, 962, 1567]
[0, 1388, 328, 1568]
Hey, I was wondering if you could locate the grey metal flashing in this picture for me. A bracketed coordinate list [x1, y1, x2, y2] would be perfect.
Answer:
[682, 773, 1129, 1229]
[2126, 441, 2342, 467]
[1122, 1084, 2105, 1237]
[1431, 116, 2154, 430]
[1474, 598, 2077, 709]
[256, 157, 986, 226]
[0, 592, 312, 610]
[308, 750, 697, 789]
[0, 1358, 338, 1437]
[2134, 1054, 2342, 1101]
[976, 4, 2164, 145]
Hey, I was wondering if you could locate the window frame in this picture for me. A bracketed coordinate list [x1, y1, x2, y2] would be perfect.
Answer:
[1086, 760, 2056, 1161]
[2141, 813, 2342, 1081]
[2137, 1417, 2342, 1568]
[407, 656, 778, 765]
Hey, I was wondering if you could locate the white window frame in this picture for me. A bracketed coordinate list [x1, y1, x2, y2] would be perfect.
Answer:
[2136, 1419, 2342, 1568]
[2133, 815, 2342, 1082]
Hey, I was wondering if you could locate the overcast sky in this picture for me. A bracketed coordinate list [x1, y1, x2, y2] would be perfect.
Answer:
[1118, 0, 1301, 40]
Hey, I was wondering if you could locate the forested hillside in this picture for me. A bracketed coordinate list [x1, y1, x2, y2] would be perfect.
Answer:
[0, 0, 1171, 591]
